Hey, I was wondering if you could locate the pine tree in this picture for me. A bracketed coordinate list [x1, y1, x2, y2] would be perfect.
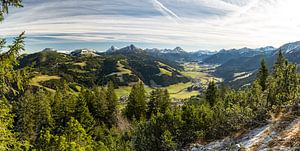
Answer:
[0, 32, 31, 100]
[52, 85, 77, 128]
[0, 1, 32, 149]
[206, 81, 218, 107]
[267, 51, 299, 107]
[85, 87, 111, 125]
[106, 81, 118, 126]
[45, 118, 94, 150]
[257, 59, 269, 91]
[161, 89, 171, 113]
[161, 130, 176, 150]
[147, 89, 171, 118]
[125, 82, 147, 121]
[273, 49, 286, 78]
[0, 97, 27, 150]
[37, 128, 52, 150]
[249, 80, 264, 109]
[219, 82, 229, 99]
[15, 90, 53, 143]
[61, 117, 93, 150]
[0, 0, 23, 21]
[74, 90, 95, 131]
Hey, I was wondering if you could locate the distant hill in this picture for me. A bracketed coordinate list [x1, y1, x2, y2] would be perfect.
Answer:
[145, 47, 215, 62]
[203, 46, 275, 65]
[103, 45, 189, 86]
[19, 41, 300, 90]
[275, 41, 300, 65]
[19, 45, 190, 90]
[211, 42, 300, 88]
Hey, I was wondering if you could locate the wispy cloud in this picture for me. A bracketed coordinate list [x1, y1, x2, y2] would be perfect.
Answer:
[0, 0, 300, 52]
[151, 0, 181, 22]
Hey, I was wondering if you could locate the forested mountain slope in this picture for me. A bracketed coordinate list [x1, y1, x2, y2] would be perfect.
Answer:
[18, 46, 189, 90]
[208, 42, 300, 88]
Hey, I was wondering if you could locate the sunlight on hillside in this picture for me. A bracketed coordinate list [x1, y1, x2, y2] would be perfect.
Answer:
[30, 75, 61, 92]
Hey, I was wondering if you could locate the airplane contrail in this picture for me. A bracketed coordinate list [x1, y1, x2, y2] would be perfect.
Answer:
[151, 0, 181, 22]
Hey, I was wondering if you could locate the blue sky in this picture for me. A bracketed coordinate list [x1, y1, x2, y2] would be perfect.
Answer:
[1, 0, 300, 52]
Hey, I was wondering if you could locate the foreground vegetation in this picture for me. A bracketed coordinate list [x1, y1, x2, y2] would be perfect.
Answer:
[1, 1, 299, 150]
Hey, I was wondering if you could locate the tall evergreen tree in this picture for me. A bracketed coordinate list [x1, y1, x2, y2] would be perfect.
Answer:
[106, 81, 118, 126]
[205, 81, 218, 107]
[273, 49, 286, 78]
[86, 87, 110, 125]
[43, 118, 94, 150]
[52, 84, 77, 129]
[125, 82, 147, 121]
[0, 0, 23, 22]
[0, 32, 31, 100]
[0, 98, 13, 150]
[0, 1, 31, 149]
[249, 81, 264, 109]
[15, 90, 53, 143]
[147, 89, 171, 118]
[257, 59, 269, 91]
[267, 51, 299, 106]
[60, 117, 93, 150]
[74, 90, 95, 131]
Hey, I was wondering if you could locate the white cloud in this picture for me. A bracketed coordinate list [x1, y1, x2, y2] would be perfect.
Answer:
[1, 0, 300, 51]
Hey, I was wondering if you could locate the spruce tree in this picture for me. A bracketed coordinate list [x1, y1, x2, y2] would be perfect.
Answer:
[0, 1, 32, 149]
[0, 98, 16, 150]
[125, 82, 147, 121]
[267, 51, 299, 106]
[86, 87, 110, 125]
[106, 81, 118, 126]
[61, 117, 93, 150]
[75, 90, 95, 131]
[206, 81, 218, 107]
[273, 49, 286, 78]
[15, 90, 53, 143]
[46, 118, 94, 150]
[0, 0, 23, 22]
[257, 59, 269, 91]
[52, 85, 77, 128]
[147, 89, 171, 118]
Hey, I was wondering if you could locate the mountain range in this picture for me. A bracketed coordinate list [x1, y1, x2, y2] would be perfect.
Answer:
[20, 41, 300, 90]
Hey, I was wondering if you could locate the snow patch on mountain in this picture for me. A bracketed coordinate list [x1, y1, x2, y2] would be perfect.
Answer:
[145, 47, 186, 54]
[219, 46, 276, 54]
[70, 48, 98, 57]
[189, 112, 300, 151]
[279, 41, 300, 53]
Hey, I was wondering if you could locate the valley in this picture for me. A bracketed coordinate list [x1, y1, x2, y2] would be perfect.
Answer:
[23, 40, 300, 101]
[24, 49, 221, 101]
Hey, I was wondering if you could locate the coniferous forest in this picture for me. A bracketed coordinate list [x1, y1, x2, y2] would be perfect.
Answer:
[1, 1, 300, 150]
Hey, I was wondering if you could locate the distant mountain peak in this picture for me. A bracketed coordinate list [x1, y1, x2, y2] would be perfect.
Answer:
[194, 50, 216, 55]
[107, 45, 119, 53]
[219, 46, 275, 54]
[42, 48, 57, 52]
[128, 44, 137, 51]
[279, 41, 300, 53]
[70, 48, 98, 57]
[173, 47, 184, 52]
[144, 47, 186, 54]
[106, 44, 144, 54]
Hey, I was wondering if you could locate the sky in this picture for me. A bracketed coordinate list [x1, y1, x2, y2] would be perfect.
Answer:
[1, 0, 300, 52]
